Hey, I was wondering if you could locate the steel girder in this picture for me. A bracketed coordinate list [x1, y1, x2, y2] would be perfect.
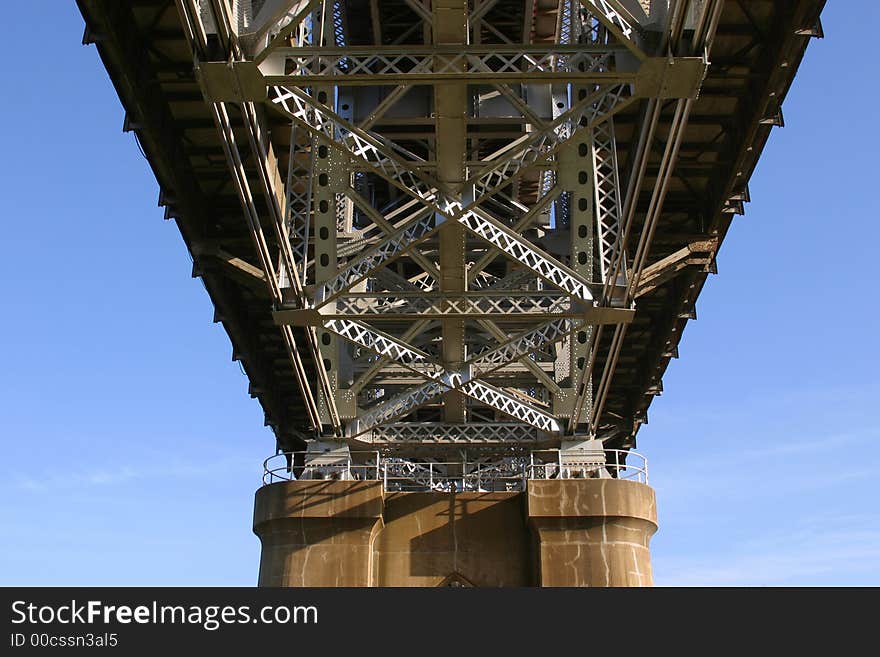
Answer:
[262, 45, 621, 84]
[182, 0, 709, 449]
[284, 291, 583, 320]
[178, 0, 342, 433]
[569, 0, 722, 433]
[363, 422, 541, 445]
[268, 84, 619, 303]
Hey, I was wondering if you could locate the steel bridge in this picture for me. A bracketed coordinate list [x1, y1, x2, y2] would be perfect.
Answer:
[77, 0, 824, 486]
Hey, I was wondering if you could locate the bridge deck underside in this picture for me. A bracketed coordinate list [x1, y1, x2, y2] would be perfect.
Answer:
[77, 0, 823, 452]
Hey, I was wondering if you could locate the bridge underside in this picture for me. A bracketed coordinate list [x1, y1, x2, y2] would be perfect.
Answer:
[77, 0, 822, 461]
[77, 0, 822, 586]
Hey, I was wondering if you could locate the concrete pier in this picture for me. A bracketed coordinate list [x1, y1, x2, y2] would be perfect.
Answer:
[254, 479, 657, 587]
[527, 479, 657, 586]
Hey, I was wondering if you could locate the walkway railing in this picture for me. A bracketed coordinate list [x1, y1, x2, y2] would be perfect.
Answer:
[262, 449, 648, 491]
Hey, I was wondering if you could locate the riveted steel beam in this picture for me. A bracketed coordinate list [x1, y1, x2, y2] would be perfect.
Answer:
[278, 292, 578, 321]
[580, 0, 649, 60]
[202, 51, 706, 96]
[346, 375, 560, 438]
[267, 82, 649, 306]
[172, 0, 720, 447]
[318, 317, 563, 432]
[360, 422, 543, 446]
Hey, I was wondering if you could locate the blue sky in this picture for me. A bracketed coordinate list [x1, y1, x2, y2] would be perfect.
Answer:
[1, 3, 877, 586]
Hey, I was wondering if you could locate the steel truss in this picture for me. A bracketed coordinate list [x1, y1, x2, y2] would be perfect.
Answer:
[181, 0, 711, 454]
[263, 45, 619, 83]
[364, 423, 541, 445]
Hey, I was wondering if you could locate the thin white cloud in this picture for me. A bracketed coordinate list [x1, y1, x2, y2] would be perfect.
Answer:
[12, 455, 254, 492]
[655, 521, 880, 586]
[647, 381, 880, 434]
[654, 463, 877, 508]
[647, 422, 880, 506]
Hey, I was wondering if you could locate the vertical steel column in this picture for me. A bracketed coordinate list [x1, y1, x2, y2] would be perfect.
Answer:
[312, 5, 340, 428]
[312, 100, 342, 426]
[434, 0, 469, 423]
[556, 93, 595, 433]
[554, 2, 595, 433]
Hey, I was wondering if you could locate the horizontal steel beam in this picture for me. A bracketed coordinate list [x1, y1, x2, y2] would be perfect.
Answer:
[260, 45, 623, 84]
[345, 377, 560, 438]
[581, 0, 649, 59]
[274, 296, 633, 323]
[200, 54, 705, 99]
[315, 318, 561, 434]
[358, 422, 546, 445]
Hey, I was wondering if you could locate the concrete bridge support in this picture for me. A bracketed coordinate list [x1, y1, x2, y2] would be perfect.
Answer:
[253, 479, 657, 587]
[253, 481, 383, 587]
[527, 479, 658, 587]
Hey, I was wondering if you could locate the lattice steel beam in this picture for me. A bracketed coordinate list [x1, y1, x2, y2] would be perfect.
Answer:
[468, 319, 580, 379]
[320, 318, 562, 434]
[347, 381, 447, 439]
[267, 82, 655, 309]
[570, 0, 720, 433]
[580, 0, 648, 59]
[277, 297, 631, 330]
[267, 83, 641, 307]
[261, 45, 620, 84]
[592, 115, 626, 286]
[178, 0, 715, 447]
[285, 124, 315, 285]
[267, 71, 694, 218]
[252, 0, 323, 62]
[467, 189, 559, 285]
[363, 423, 543, 445]
[344, 191, 442, 281]
[205, 55, 705, 99]
[466, 84, 634, 203]
[299, 292, 577, 320]
[323, 318, 446, 381]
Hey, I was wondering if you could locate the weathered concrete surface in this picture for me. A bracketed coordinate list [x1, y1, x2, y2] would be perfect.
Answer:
[254, 479, 657, 586]
[374, 492, 529, 586]
[527, 479, 658, 587]
[253, 481, 384, 587]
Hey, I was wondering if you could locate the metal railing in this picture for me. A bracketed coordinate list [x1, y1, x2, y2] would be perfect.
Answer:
[262, 449, 648, 491]
[262, 451, 382, 485]
[529, 447, 648, 484]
